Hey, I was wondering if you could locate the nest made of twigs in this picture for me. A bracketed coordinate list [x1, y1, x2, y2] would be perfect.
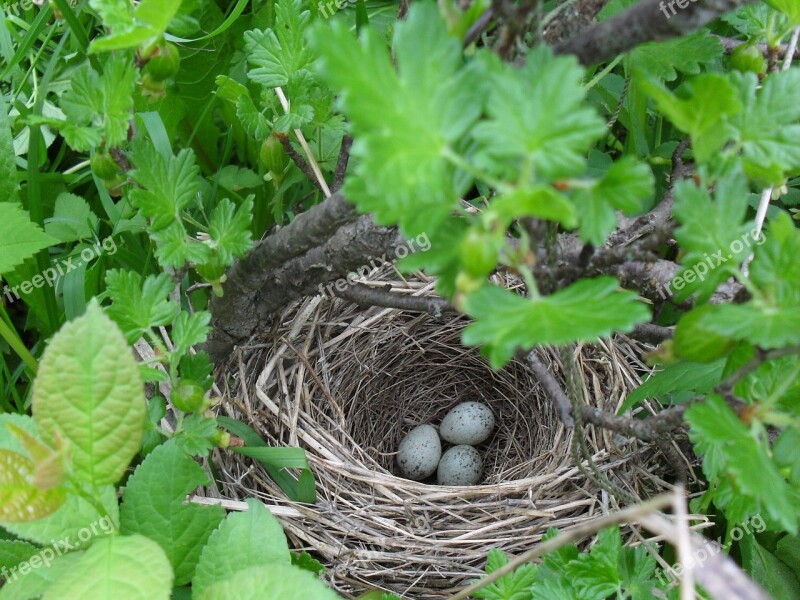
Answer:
[216, 271, 673, 598]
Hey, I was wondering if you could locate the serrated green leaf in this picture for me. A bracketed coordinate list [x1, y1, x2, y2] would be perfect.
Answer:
[639, 74, 741, 164]
[310, 4, 483, 236]
[572, 527, 621, 597]
[236, 95, 271, 140]
[174, 414, 216, 456]
[90, 0, 183, 52]
[573, 157, 654, 245]
[44, 193, 98, 243]
[120, 440, 224, 585]
[245, 0, 314, 88]
[171, 312, 211, 359]
[488, 186, 577, 229]
[196, 563, 341, 600]
[32, 301, 146, 486]
[462, 279, 649, 368]
[192, 499, 290, 597]
[474, 548, 537, 600]
[672, 172, 754, 302]
[104, 270, 180, 343]
[0, 450, 66, 522]
[629, 32, 723, 82]
[687, 394, 797, 533]
[0, 204, 59, 275]
[42, 534, 173, 600]
[129, 144, 202, 231]
[207, 197, 254, 265]
[0, 539, 40, 572]
[673, 306, 736, 363]
[765, 0, 800, 23]
[472, 46, 606, 181]
[151, 221, 212, 268]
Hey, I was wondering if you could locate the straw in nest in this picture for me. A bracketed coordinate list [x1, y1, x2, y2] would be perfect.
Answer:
[216, 274, 673, 598]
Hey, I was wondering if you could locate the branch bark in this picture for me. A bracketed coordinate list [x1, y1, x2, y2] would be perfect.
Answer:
[554, 0, 754, 66]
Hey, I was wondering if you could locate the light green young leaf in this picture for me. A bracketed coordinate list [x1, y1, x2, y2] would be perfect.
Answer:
[487, 186, 577, 229]
[472, 46, 606, 181]
[764, 0, 800, 23]
[44, 193, 98, 243]
[32, 301, 146, 487]
[0, 204, 58, 275]
[0, 550, 86, 600]
[129, 143, 202, 231]
[0, 450, 66, 522]
[192, 499, 290, 597]
[43, 534, 173, 600]
[474, 548, 537, 600]
[687, 394, 797, 533]
[462, 278, 650, 368]
[0, 98, 17, 203]
[207, 197, 254, 265]
[245, 0, 314, 88]
[3, 484, 118, 546]
[120, 440, 224, 586]
[573, 157, 654, 245]
[310, 4, 483, 236]
[104, 270, 180, 343]
[196, 563, 341, 600]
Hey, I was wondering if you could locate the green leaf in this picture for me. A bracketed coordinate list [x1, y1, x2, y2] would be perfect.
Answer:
[192, 499, 290, 597]
[472, 46, 606, 181]
[671, 172, 754, 302]
[573, 157, 654, 245]
[310, 4, 483, 236]
[174, 414, 217, 456]
[639, 74, 741, 164]
[687, 394, 797, 533]
[42, 534, 173, 600]
[120, 440, 224, 586]
[59, 57, 136, 148]
[627, 357, 725, 411]
[629, 32, 723, 82]
[32, 301, 146, 486]
[474, 548, 537, 600]
[764, 0, 800, 24]
[129, 143, 202, 231]
[0, 539, 40, 572]
[151, 222, 213, 269]
[573, 527, 621, 597]
[207, 197, 254, 265]
[462, 278, 649, 368]
[740, 535, 800, 600]
[0, 550, 86, 600]
[105, 270, 180, 343]
[776, 535, 800, 578]
[245, 0, 314, 88]
[44, 193, 99, 243]
[171, 312, 211, 360]
[90, 0, 183, 52]
[673, 306, 736, 363]
[236, 95, 271, 140]
[0, 450, 66, 522]
[196, 563, 342, 600]
[0, 204, 59, 275]
[488, 186, 577, 229]
[0, 98, 17, 203]
[2, 484, 118, 546]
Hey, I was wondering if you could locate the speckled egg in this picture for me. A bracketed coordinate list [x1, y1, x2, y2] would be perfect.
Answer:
[437, 445, 483, 486]
[396, 424, 442, 480]
[439, 402, 495, 445]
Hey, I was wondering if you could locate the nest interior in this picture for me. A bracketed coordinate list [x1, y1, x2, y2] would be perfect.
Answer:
[218, 276, 669, 599]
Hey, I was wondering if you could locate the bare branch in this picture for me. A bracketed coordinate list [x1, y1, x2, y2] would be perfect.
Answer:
[333, 282, 452, 316]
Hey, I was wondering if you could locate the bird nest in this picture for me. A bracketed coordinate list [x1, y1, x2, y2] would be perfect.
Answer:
[216, 274, 672, 598]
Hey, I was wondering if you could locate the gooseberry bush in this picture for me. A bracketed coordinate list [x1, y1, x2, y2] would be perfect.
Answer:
[1, 0, 800, 598]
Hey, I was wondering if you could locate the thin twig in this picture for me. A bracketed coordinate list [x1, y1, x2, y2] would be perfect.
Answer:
[332, 134, 353, 193]
[274, 86, 332, 197]
[333, 282, 452, 316]
[464, 7, 495, 47]
[527, 351, 575, 428]
[448, 493, 674, 600]
[274, 132, 321, 192]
